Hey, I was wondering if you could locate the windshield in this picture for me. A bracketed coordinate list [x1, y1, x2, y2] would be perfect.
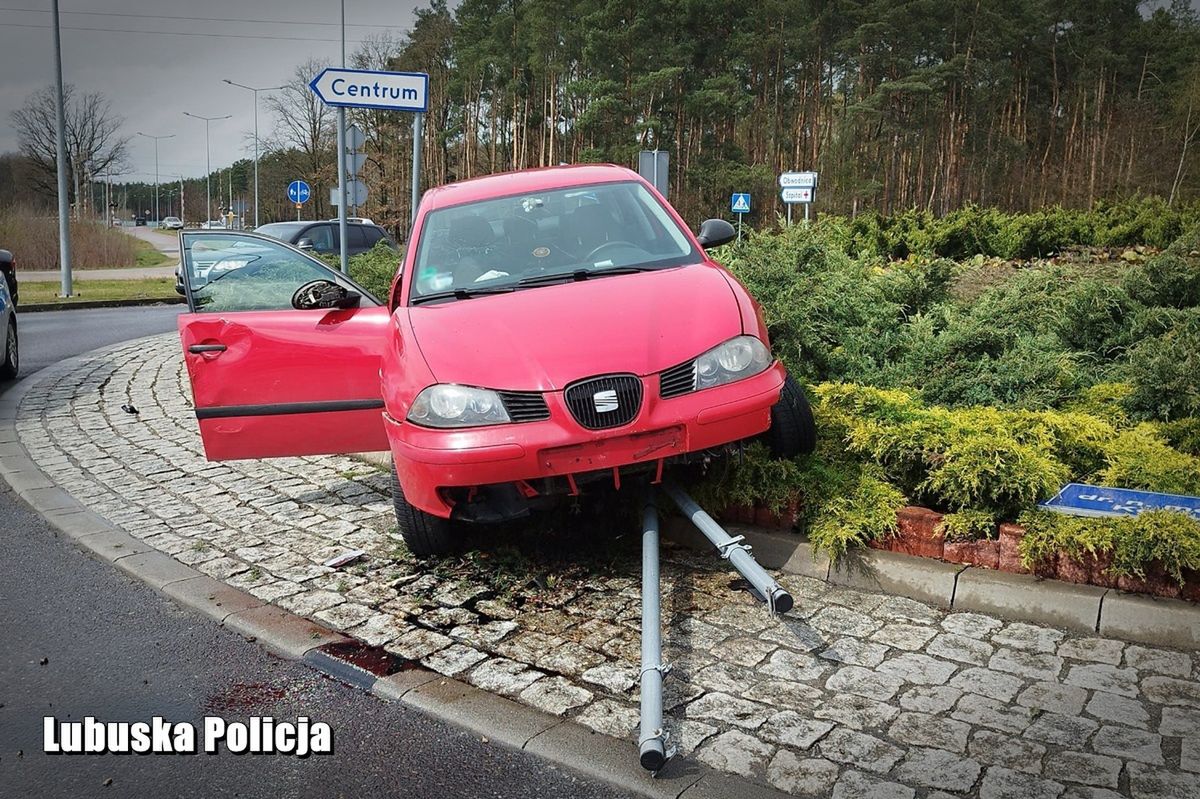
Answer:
[409, 180, 699, 302]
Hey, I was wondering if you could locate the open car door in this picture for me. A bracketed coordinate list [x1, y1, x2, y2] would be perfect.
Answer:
[177, 230, 392, 460]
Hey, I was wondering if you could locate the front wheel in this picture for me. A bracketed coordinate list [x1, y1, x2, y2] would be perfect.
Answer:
[764, 374, 816, 457]
[391, 466, 460, 557]
[0, 316, 17, 381]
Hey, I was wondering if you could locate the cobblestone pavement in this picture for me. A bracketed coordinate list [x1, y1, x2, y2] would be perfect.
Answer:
[15, 335, 1200, 799]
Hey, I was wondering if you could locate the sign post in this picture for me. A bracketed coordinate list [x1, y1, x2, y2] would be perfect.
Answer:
[309, 67, 429, 267]
[638, 150, 670, 199]
[730, 192, 751, 243]
[288, 179, 310, 221]
[779, 171, 818, 225]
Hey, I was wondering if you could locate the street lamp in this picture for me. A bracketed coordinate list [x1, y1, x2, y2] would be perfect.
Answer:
[183, 111, 231, 224]
[135, 131, 174, 225]
[223, 79, 284, 229]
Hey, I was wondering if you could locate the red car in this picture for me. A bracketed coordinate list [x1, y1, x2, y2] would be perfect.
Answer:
[177, 165, 814, 555]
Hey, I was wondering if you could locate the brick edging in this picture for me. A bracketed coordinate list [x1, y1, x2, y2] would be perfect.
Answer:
[662, 520, 1200, 650]
[0, 342, 789, 799]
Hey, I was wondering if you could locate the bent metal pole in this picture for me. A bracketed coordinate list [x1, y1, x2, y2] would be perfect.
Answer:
[663, 482, 794, 614]
[638, 500, 669, 771]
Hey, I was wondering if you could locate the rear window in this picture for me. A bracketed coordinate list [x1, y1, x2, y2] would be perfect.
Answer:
[255, 222, 307, 241]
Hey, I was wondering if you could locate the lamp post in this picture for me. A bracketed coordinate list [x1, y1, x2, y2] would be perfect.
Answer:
[183, 111, 231, 224]
[223, 79, 283, 229]
[136, 131, 174, 225]
[51, 0, 72, 296]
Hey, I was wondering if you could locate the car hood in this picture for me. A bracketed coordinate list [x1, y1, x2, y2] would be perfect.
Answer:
[406, 264, 743, 391]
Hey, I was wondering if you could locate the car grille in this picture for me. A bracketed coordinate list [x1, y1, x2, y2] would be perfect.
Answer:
[659, 360, 697, 398]
[498, 391, 551, 423]
[564, 374, 643, 430]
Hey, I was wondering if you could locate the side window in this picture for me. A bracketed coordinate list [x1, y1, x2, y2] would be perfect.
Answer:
[362, 226, 384, 247]
[183, 233, 347, 313]
[348, 225, 368, 249]
[306, 224, 334, 252]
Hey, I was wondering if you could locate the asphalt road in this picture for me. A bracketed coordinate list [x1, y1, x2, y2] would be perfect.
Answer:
[4, 305, 182, 381]
[0, 307, 631, 799]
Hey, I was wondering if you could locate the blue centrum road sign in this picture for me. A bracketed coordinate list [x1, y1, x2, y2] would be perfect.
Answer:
[287, 180, 311, 204]
[309, 68, 429, 112]
[1040, 483, 1200, 522]
[731, 193, 751, 214]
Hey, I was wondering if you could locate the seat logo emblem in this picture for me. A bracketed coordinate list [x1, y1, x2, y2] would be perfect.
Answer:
[593, 390, 619, 413]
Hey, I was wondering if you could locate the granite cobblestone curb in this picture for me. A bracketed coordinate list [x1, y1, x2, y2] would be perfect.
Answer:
[4, 333, 1200, 799]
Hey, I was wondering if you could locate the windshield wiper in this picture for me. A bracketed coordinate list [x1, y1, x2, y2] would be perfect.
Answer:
[411, 285, 517, 305]
[517, 265, 651, 287]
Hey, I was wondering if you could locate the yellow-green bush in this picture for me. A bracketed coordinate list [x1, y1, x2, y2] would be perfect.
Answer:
[1019, 509, 1200, 583]
[1099, 425, 1200, 495]
[938, 509, 997, 541]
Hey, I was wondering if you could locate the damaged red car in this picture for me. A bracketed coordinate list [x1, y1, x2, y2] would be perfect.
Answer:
[177, 164, 815, 555]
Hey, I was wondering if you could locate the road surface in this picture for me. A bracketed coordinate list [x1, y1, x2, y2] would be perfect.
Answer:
[0, 306, 629, 798]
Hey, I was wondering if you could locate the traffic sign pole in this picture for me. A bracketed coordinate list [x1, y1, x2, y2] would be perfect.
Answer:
[336, 108, 348, 275]
[412, 112, 423, 229]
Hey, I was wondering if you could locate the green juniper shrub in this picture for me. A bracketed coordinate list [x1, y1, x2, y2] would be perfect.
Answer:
[1122, 310, 1200, 422]
[1054, 280, 1137, 358]
[1158, 418, 1200, 456]
[1064, 383, 1133, 428]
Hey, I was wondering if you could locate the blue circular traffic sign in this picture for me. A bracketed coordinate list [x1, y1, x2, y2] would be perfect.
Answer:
[288, 180, 311, 204]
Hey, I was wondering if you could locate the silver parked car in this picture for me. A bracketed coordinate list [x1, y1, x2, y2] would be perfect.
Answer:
[0, 248, 18, 380]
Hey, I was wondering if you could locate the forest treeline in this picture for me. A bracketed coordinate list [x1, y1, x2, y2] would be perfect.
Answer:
[4, 0, 1200, 233]
[372, 0, 1200, 227]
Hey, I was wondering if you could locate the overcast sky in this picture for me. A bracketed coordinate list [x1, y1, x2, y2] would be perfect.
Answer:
[0, 0, 422, 181]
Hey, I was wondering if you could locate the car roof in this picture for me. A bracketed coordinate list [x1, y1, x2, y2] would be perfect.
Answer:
[419, 164, 641, 211]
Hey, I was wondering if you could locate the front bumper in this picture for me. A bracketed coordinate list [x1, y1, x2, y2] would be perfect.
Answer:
[386, 361, 786, 517]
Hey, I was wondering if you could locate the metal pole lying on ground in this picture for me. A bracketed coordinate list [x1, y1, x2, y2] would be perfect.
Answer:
[663, 482, 794, 614]
[639, 500, 669, 772]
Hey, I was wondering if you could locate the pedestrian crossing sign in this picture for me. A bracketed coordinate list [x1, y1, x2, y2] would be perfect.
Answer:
[731, 193, 751, 214]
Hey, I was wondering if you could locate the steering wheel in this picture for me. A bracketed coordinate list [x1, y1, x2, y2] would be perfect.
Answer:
[292, 279, 348, 310]
[585, 240, 648, 262]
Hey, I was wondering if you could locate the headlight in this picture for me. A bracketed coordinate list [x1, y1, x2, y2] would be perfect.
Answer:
[694, 335, 771, 390]
[407, 384, 511, 428]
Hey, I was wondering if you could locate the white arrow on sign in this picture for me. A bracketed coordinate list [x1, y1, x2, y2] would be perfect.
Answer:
[309, 68, 429, 112]
[780, 187, 814, 204]
[779, 171, 818, 189]
[331, 181, 369, 207]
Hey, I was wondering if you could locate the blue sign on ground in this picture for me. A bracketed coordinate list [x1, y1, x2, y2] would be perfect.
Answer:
[288, 180, 311, 204]
[309, 68, 430, 112]
[1040, 483, 1200, 522]
[731, 193, 751, 214]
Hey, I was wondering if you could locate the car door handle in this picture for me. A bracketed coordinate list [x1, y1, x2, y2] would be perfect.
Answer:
[188, 344, 227, 354]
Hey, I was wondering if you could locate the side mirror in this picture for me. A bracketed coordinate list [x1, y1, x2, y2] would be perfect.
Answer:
[292, 280, 361, 310]
[296, 238, 314, 251]
[697, 218, 737, 249]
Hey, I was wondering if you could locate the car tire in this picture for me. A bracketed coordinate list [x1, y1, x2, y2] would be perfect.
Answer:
[764, 373, 815, 457]
[0, 316, 17, 381]
[391, 465, 459, 557]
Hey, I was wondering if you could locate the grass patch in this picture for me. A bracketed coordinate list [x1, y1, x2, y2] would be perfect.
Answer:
[21, 278, 179, 305]
[133, 237, 172, 268]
